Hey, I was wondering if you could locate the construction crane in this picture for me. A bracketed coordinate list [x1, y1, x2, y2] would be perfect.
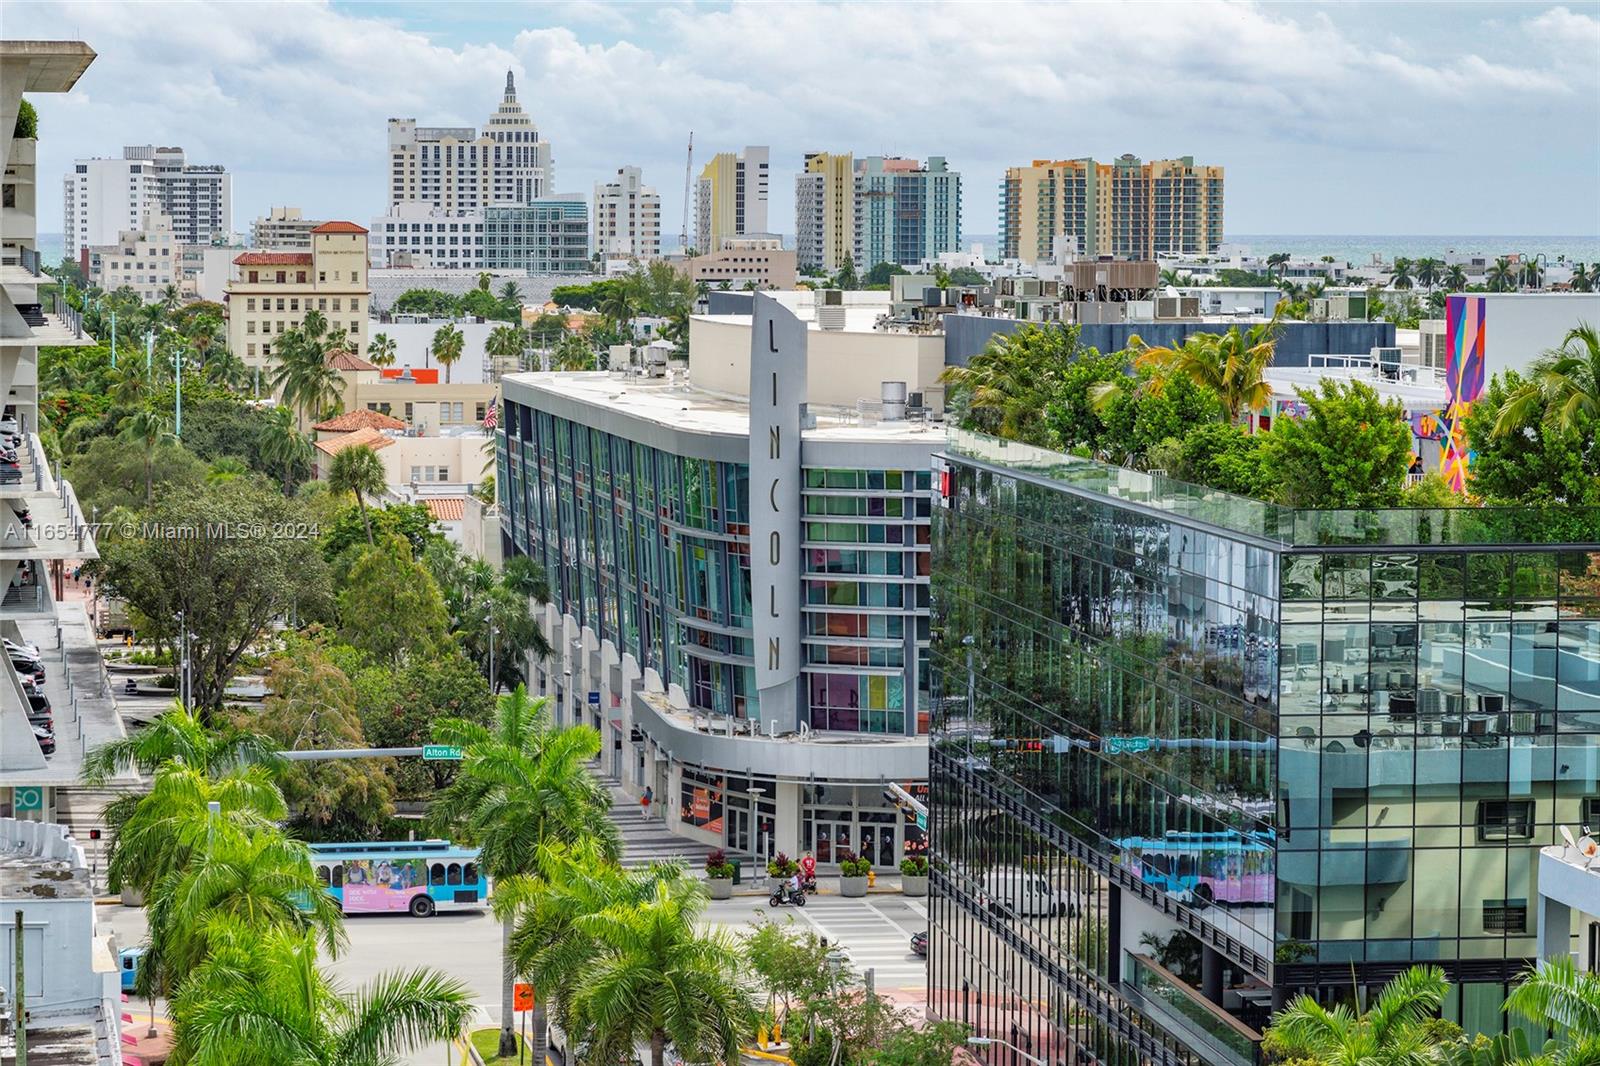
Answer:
[680, 131, 694, 255]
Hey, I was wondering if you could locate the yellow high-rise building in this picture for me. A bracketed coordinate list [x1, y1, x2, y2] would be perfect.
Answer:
[694, 145, 769, 253]
[795, 152, 856, 273]
[1000, 154, 1223, 262]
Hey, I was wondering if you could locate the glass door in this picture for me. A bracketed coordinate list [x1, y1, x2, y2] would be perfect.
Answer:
[729, 806, 751, 856]
[861, 825, 897, 868]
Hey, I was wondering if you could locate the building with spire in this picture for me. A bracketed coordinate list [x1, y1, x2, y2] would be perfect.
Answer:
[386, 70, 555, 211]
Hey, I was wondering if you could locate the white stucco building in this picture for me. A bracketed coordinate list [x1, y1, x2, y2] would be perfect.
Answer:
[387, 71, 553, 210]
[593, 165, 660, 261]
[64, 144, 230, 259]
[85, 210, 178, 302]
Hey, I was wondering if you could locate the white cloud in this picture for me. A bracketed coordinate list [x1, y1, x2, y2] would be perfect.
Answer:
[7, 0, 1596, 239]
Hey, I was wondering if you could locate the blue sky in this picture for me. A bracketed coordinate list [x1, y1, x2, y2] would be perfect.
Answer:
[12, 1, 1600, 243]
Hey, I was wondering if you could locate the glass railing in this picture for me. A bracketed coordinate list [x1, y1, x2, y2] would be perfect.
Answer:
[944, 427, 1600, 547]
[1126, 953, 1261, 1066]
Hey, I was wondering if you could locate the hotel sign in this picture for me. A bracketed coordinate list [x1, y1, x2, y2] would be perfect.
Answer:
[749, 295, 806, 721]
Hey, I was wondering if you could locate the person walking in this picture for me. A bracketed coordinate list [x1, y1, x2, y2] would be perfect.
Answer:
[640, 785, 653, 821]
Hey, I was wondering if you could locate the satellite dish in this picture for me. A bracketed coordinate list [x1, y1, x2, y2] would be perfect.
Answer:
[1561, 825, 1579, 850]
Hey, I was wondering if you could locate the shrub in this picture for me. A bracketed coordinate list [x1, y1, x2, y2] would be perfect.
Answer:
[838, 850, 872, 877]
[899, 855, 928, 877]
[14, 100, 37, 140]
[705, 848, 735, 879]
[766, 852, 798, 878]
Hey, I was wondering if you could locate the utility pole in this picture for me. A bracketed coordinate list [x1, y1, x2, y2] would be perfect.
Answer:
[174, 346, 183, 438]
[14, 910, 26, 1066]
[109, 309, 116, 368]
[680, 130, 694, 254]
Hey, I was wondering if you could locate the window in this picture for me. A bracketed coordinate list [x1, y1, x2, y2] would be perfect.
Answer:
[1476, 800, 1535, 841]
[332, 299, 341, 312]
[276, 271, 286, 283]
[319, 271, 326, 282]
[247, 343, 256, 357]
[430, 863, 446, 886]
[248, 270, 259, 283]
[1482, 899, 1528, 934]
[296, 271, 307, 283]
[290, 298, 299, 312]
[246, 298, 256, 312]
[246, 321, 255, 334]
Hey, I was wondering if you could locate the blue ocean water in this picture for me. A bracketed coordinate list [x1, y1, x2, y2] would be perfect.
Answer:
[1224, 235, 1600, 265]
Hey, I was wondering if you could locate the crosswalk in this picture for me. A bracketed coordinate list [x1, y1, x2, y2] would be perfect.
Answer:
[789, 894, 929, 991]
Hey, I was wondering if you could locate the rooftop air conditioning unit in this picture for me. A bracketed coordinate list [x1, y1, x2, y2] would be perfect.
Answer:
[1155, 296, 1181, 319]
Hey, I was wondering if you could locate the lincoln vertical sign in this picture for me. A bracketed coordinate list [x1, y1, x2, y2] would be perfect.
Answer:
[750, 294, 806, 728]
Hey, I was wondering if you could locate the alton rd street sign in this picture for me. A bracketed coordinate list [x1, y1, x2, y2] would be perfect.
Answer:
[422, 745, 464, 761]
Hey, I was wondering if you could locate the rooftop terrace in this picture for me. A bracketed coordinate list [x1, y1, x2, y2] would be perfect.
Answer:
[944, 427, 1600, 549]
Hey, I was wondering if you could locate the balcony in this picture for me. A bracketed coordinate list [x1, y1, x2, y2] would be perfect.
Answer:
[0, 246, 44, 286]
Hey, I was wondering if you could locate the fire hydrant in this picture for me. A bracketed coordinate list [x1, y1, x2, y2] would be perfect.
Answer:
[867, 869, 877, 888]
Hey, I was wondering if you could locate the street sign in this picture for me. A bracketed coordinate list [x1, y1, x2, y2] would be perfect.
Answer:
[422, 744, 464, 761]
[13, 786, 43, 812]
[513, 982, 535, 1012]
[915, 811, 927, 831]
[587, 691, 600, 707]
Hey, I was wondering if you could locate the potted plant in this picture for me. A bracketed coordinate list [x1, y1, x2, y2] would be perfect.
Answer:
[766, 852, 798, 887]
[839, 850, 870, 897]
[704, 848, 735, 900]
[899, 855, 929, 897]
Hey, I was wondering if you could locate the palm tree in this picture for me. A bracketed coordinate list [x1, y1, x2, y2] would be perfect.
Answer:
[1266, 251, 1290, 278]
[84, 701, 280, 785]
[110, 358, 152, 407]
[477, 271, 493, 292]
[143, 827, 346, 989]
[937, 326, 1066, 445]
[1391, 256, 1414, 290]
[485, 324, 525, 380]
[205, 456, 251, 484]
[432, 322, 465, 384]
[273, 310, 349, 424]
[1127, 315, 1280, 426]
[368, 331, 398, 368]
[201, 346, 250, 390]
[497, 280, 523, 311]
[1158, 268, 1188, 288]
[600, 283, 637, 338]
[1491, 323, 1600, 438]
[1265, 965, 1452, 1065]
[1572, 263, 1593, 294]
[1488, 257, 1516, 292]
[120, 408, 176, 504]
[1444, 264, 1469, 291]
[1504, 956, 1600, 1063]
[1414, 257, 1442, 290]
[159, 283, 181, 313]
[429, 685, 619, 1060]
[569, 880, 755, 1066]
[259, 406, 312, 495]
[328, 442, 387, 546]
[171, 920, 472, 1066]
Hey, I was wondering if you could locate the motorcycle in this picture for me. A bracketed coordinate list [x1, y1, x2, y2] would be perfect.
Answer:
[768, 883, 807, 907]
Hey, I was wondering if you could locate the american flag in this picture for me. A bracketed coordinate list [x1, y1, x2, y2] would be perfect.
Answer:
[482, 398, 499, 430]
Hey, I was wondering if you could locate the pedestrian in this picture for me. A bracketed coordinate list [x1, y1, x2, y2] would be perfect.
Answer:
[640, 785, 653, 821]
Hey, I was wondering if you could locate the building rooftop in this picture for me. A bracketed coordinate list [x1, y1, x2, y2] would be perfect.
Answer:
[310, 220, 369, 235]
[0, 40, 97, 93]
[944, 427, 1600, 548]
[0, 820, 92, 902]
[504, 372, 948, 446]
[313, 408, 407, 432]
[233, 251, 313, 266]
[326, 349, 381, 372]
[313, 426, 396, 457]
[422, 496, 467, 522]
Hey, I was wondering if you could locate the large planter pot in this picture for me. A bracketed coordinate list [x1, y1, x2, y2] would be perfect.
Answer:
[901, 874, 929, 897]
[706, 877, 733, 900]
[840, 875, 868, 898]
[120, 885, 144, 907]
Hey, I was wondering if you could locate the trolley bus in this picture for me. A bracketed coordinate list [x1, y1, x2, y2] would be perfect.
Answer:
[307, 840, 487, 917]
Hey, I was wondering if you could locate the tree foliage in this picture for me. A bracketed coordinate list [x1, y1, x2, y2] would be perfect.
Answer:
[1263, 379, 1413, 508]
[336, 534, 453, 666]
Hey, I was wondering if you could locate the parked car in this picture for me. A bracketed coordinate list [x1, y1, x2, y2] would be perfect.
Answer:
[5, 637, 40, 659]
[0, 416, 19, 436]
[12, 657, 45, 683]
[910, 929, 928, 957]
[32, 722, 55, 756]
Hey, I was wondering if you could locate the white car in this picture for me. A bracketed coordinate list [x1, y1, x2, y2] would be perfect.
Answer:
[0, 418, 18, 436]
[979, 868, 1078, 918]
[5, 638, 40, 660]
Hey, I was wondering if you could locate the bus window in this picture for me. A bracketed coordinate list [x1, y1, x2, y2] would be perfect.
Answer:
[431, 863, 446, 886]
[464, 863, 478, 886]
[447, 863, 462, 885]
[316, 865, 330, 886]
[332, 864, 344, 887]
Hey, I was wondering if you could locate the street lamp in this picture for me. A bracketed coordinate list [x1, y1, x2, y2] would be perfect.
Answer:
[965, 1036, 1047, 1066]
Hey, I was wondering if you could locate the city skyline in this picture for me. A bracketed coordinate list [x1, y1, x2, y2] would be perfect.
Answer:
[9, 0, 1598, 250]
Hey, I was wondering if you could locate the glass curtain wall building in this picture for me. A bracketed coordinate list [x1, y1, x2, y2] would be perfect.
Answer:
[928, 429, 1600, 1063]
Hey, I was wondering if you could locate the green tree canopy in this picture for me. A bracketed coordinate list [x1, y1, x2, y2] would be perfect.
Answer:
[337, 534, 453, 666]
[1262, 379, 1413, 508]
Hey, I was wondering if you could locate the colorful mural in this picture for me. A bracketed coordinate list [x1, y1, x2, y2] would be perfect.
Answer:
[1441, 296, 1487, 492]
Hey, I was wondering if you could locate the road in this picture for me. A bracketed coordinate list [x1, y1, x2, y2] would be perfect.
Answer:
[96, 891, 928, 1066]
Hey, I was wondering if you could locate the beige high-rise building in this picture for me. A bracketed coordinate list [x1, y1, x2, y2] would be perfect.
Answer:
[694, 145, 768, 253]
[593, 165, 660, 260]
[795, 151, 855, 272]
[387, 71, 553, 211]
[1000, 154, 1224, 262]
[85, 210, 179, 303]
[251, 206, 323, 251]
[226, 221, 370, 372]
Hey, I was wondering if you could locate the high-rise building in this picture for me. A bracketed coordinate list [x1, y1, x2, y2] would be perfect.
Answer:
[794, 152, 855, 273]
[368, 197, 591, 274]
[225, 222, 370, 371]
[252, 206, 323, 251]
[63, 144, 232, 259]
[695, 145, 769, 253]
[387, 71, 553, 211]
[999, 154, 1224, 261]
[1, 38, 104, 779]
[85, 210, 179, 302]
[496, 292, 943, 869]
[853, 156, 962, 270]
[928, 428, 1600, 1059]
[592, 165, 661, 260]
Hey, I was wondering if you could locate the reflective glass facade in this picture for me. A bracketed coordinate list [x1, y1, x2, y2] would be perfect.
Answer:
[497, 397, 932, 733]
[929, 435, 1600, 1059]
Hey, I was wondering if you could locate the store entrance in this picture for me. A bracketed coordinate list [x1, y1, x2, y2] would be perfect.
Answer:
[860, 824, 897, 868]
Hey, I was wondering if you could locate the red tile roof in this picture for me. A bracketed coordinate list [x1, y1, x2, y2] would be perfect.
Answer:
[423, 497, 467, 522]
[327, 349, 379, 371]
[313, 409, 409, 432]
[313, 426, 395, 457]
[311, 221, 369, 234]
[234, 251, 313, 266]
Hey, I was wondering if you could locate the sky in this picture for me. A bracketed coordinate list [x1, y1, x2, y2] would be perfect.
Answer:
[11, 0, 1600, 244]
